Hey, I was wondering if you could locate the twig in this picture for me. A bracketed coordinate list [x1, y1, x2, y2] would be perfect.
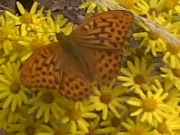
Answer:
[0, 4, 14, 13]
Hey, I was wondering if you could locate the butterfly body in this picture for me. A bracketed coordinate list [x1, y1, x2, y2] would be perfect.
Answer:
[21, 10, 134, 101]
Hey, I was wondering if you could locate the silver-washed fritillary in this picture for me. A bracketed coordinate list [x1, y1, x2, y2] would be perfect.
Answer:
[20, 10, 134, 101]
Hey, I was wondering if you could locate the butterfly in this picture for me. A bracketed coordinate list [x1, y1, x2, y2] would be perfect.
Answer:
[20, 10, 134, 101]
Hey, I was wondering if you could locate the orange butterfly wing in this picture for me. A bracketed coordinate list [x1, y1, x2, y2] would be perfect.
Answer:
[71, 10, 133, 49]
[20, 43, 63, 89]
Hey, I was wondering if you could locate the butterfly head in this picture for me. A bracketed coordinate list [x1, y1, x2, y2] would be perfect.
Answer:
[56, 32, 70, 43]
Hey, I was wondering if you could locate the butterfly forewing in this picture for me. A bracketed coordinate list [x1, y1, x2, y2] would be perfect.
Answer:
[71, 10, 134, 49]
[20, 43, 63, 89]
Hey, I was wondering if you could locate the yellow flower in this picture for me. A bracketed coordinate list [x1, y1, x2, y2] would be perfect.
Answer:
[7, 115, 43, 135]
[174, 2, 180, 14]
[85, 116, 115, 135]
[117, 57, 156, 92]
[80, 0, 118, 13]
[28, 89, 68, 123]
[90, 80, 128, 120]
[0, 105, 32, 130]
[62, 102, 97, 134]
[0, 16, 20, 63]
[93, 127, 115, 134]
[54, 14, 73, 35]
[117, 117, 154, 135]
[150, 79, 180, 118]
[119, 0, 140, 9]
[100, 111, 126, 134]
[36, 122, 70, 135]
[154, 115, 180, 135]
[5, 2, 45, 35]
[0, 107, 9, 129]
[127, 80, 173, 126]
[165, 0, 180, 10]
[0, 1, 73, 64]
[161, 67, 180, 90]
[133, 31, 167, 56]
[170, 21, 180, 35]
[133, 0, 167, 17]
[0, 62, 29, 112]
[163, 44, 180, 68]
[154, 79, 180, 109]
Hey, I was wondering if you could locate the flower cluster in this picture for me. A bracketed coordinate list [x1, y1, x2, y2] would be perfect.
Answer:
[0, 0, 180, 135]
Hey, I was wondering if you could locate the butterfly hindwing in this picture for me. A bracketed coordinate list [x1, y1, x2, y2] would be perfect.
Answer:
[60, 72, 93, 101]
[93, 50, 123, 84]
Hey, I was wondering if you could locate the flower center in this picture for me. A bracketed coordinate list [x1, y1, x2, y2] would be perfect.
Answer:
[143, 98, 157, 112]
[129, 128, 144, 135]
[100, 91, 112, 104]
[157, 121, 169, 134]
[148, 31, 159, 40]
[111, 117, 120, 127]
[165, 0, 179, 10]
[25, 125, 36, 135]
[0, 26, 10, 39]
[10, 82, 21, 93]
[133, 74, 145, 85]
[148, 8, 159, 16]
[135, 48, 144, 58]
[42, 92, 54, 104]
[20, 13, 33, 24]
[172, 68, 180, 77]
[54, 131, 65, 135]
[69, 108, 81, 121]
